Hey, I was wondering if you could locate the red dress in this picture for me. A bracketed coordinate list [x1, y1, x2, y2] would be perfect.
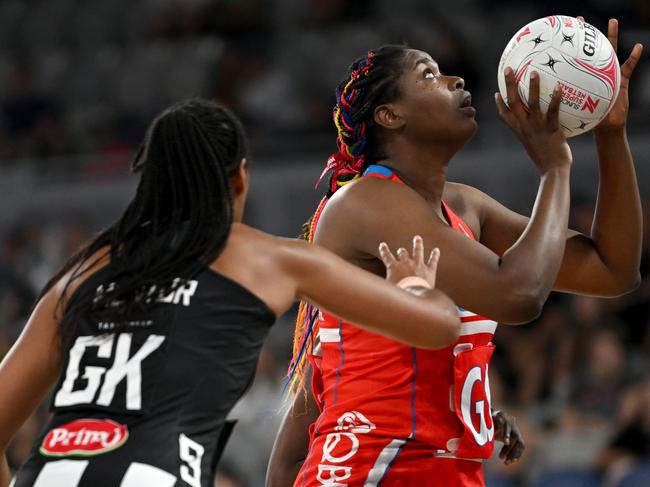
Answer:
[295, 165, 497, 487]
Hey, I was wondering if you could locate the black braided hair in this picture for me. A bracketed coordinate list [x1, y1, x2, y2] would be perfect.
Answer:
[40, 98, 247, 349]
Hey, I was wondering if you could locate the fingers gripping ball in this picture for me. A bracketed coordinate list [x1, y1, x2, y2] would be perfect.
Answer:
[497, 15, 620, 137]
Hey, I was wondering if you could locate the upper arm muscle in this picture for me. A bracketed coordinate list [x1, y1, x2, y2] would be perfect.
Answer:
[319, 180, 532, 322]
[476, 186, 617, 296]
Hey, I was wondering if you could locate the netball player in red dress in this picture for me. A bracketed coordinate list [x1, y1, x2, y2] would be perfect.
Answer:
[267, 18, 643, 487]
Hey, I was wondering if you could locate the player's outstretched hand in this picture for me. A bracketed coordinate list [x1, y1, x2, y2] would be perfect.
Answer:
[379, 236, 440, 289]
[495, 68, 572, 174]
[493, 410, 525, 465]
[575, 17, 644, 134]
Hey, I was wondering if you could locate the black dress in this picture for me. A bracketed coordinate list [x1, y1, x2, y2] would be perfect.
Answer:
[13, 265, 275, 487]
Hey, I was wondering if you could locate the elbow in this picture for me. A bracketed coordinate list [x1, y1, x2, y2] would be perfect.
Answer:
[493, 271, 550, 323]
[436, 314, 462, 349]
[516, 297, 545, 323]
[630, 272, 643, 292]
[444, 317, 462, 346]
[498, 289, 546, 324]
[605, 271, 642, 297]
[590, 270, 642, 298]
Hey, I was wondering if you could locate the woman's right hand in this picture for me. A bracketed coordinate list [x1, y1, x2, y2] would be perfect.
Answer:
[495, 68, 573, 174]
[379, 235, 440, 289]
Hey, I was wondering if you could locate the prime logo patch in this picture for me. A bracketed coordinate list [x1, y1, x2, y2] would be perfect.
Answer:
[40, 419, 128, 457]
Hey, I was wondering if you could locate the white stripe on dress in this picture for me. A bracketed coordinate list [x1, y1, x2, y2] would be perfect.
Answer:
[33, 460, 89, 487]
[459, 320, 497, 336]
[319, 328, 341, 343]
[363, 439, 406, 486]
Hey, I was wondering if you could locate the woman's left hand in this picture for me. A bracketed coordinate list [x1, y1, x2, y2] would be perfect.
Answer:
[493, 410, 525, 465]
[379, 235, 440, 289]
[582, 17, 644, 134]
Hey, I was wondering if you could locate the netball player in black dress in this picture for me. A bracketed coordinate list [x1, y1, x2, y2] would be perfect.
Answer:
[0, 99, 461, 487]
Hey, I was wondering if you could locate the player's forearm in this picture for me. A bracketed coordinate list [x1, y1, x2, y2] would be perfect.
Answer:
[392, 288, 460, 348]
[266, 437, 307, 487]
[501, 166, 571, 313]
[266, 462, 304, 487]
[592, 128, 642, 292]
[266, 393, 313, 487]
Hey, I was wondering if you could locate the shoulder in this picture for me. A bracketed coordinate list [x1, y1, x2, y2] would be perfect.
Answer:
[218, 224, 314, 276]
[313, 177, 446, 259]
[320, 176, 437, 227]
[226, 223, 297, 256]
[209, 224, 310, 315]
[261, 234, 328, 275]
[27, 246, 110, 326]
[333, 175, 428, 205]
[52, 246, 111, 311]
[233, 226, 340, 280]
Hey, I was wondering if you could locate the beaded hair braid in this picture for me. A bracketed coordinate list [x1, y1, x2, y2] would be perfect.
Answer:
[288, 45, 409, 397]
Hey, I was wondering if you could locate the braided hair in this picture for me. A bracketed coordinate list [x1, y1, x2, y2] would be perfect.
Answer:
[288, 45, 409, 395]
[40, 98, 247, 349]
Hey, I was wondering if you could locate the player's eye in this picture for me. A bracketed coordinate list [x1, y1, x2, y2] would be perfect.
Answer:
[424, 69, 438, 79]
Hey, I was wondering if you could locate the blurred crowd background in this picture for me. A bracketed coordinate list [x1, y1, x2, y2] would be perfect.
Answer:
[1, 0, 649, 486]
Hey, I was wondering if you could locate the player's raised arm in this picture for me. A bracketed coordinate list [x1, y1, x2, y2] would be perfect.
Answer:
[476, 19, 643, 298]
[282, 236, 460, 350]
[563, 18, 643, 294]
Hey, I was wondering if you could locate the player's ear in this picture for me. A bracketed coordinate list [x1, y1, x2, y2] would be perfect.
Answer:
[231, 158, 249, 197]
[374, 104, 405, 130]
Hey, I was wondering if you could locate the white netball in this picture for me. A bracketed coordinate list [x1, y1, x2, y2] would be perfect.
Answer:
[497, 15, 620, 137]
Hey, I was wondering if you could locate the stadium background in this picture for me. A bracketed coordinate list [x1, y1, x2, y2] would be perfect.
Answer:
[0, 0, 649, 485]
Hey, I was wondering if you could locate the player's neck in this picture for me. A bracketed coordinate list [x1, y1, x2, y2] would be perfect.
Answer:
[232, 195, 246, 223]
[380, 144, 450, 206]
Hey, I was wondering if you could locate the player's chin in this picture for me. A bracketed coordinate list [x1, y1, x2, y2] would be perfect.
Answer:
[457, 111, 478, 136]
[443, 121, 476, 148]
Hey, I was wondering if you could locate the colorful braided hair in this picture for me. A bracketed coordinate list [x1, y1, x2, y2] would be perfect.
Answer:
[287, 45, 409, 396]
